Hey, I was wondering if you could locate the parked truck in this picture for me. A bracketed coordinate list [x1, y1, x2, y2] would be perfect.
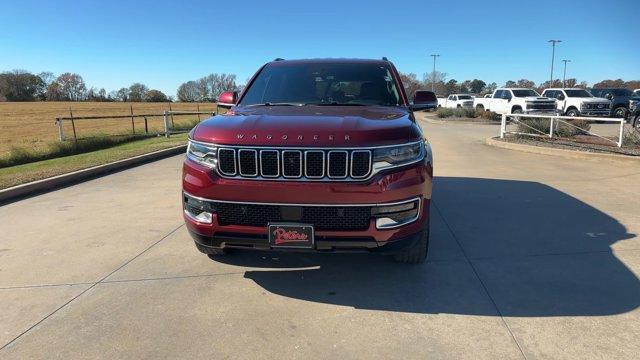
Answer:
[441, 94, 474, 108]
[474, 88, 558, 115]
[541, 88, 611, 117]
[588, 88, 640, 119]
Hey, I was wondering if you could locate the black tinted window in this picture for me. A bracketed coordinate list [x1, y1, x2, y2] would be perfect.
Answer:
[512, 89, 540, 97]
[494, 90, 503, 98]
[240, 62, 401, 106]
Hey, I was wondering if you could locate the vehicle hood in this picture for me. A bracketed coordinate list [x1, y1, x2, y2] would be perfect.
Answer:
[191, 106, 422, 147]
[523, 96, 555, 102]
[581, 97, 611, 103]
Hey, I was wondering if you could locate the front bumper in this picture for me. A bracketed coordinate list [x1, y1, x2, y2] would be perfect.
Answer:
[580, 109, 611, 117]
[523, 109, 560, 115]
[182, 158, 433, 252]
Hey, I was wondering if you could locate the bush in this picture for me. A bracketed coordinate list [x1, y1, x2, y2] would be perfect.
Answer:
[516, 118, 591, 138]
[477, 110, 501, 121]
[436, 107, 476, 119]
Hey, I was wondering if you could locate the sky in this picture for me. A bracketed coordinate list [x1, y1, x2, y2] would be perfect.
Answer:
[1, 0, 638, 97]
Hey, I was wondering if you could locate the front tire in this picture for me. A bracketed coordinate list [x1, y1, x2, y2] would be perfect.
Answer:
[393, 226, 430, 264]
[476, 104, 485, 112]
[633, 114, 640, 129]
[613, 106, 628, 119]
[566, 108, 580, 117]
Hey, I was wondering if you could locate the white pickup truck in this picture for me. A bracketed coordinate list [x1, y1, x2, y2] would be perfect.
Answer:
[440, 94, 474, 108]
[541, 88, 611, 117]
[474, 88, 558, 115]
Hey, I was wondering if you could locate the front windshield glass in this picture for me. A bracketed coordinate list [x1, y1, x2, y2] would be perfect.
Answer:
[512, 89, 540, 97]
[612, 89, 632, 96]
[239, 62, 401, 106]
[565, 89, 592, 97]
[458, 95, 472, 100]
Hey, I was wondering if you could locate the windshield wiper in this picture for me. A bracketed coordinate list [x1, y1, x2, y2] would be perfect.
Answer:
[245, 102, 305, 107]
[307, 102, 368, 106]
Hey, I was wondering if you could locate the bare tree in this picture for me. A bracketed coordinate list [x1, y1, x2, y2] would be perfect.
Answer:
[177, 81, 200, 102]
[55, 72, 87, 100]
[398, 72, 422, 100]
[128, 83, 149, 102]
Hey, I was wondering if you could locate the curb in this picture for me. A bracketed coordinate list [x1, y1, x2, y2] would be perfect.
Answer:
[485, 137, 640, 164]
[0, 145, 187, 204]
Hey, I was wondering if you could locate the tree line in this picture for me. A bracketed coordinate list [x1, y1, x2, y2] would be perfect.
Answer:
[1, 68, 638, 103]
[401, 71, 640, 99]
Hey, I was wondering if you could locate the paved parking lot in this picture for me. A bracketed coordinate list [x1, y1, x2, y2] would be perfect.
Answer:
[1, 113, 639, 359]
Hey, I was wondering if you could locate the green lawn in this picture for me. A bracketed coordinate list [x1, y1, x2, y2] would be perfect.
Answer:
[0, 134, 188, 190]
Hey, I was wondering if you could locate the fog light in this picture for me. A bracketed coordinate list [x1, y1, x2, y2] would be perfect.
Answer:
[183, 193, 214, 224]
[372, 199, 420, 229]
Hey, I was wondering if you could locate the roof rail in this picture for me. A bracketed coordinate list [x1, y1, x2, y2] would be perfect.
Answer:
[273, 58, 285, 61]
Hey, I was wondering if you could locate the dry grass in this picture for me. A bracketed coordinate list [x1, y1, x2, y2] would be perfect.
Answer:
[0, 101, 217, 155]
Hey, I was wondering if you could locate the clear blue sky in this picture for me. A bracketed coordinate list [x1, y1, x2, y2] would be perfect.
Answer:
[1, 0, 638, 97]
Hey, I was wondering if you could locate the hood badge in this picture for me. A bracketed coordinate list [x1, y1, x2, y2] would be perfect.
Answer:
[236, 134, 350, 141]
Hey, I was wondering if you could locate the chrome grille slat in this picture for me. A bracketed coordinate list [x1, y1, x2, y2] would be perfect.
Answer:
[216, 147, 374, 181]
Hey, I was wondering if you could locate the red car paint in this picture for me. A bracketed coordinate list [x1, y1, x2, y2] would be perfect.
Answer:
[182, 58, 433, 256]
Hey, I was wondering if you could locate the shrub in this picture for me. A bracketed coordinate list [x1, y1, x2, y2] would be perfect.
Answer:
[437, 108, 454, 118]
[436, 107, 476, 119]
[477, 110, 501, 121]
[516, 118, 591, 138]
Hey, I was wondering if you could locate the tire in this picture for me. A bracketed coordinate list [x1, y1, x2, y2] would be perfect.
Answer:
[613, 106, 628, 119]
[633, 114, 640, 129]
[566, 108, 580, 117]
[195, 242, 226, 255]
[393, 225, 430, 264]
[511, 107, 523, 122]
[476, 104, 485, 112]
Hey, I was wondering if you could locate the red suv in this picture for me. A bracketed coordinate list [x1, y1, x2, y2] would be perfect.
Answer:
[182, 58, 434, 263]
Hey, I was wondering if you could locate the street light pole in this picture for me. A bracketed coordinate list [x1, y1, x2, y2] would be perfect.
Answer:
[430, 54, 440, 92]
[548, 40, 562, 85]
[562, 59, 571, 88]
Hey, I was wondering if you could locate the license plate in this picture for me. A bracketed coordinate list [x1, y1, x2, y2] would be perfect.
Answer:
[268, 223, 314, 249]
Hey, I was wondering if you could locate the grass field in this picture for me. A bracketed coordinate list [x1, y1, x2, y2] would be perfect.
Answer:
[0, 133, 188, 189]
[0, 101, 217, 155]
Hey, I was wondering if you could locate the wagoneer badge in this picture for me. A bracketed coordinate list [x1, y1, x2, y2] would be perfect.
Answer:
[236, 134, 350, 141]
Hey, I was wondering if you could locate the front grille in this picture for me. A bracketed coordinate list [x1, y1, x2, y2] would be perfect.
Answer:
[216, 147, 373, 181]
[214, 202, 371, 231]
[582, 103, 610, 110]
[528, 103, 556, 110]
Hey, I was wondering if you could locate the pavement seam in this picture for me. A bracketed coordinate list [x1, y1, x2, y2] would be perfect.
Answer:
[432, 200, 528, 360]
[0, 223, 184, 352]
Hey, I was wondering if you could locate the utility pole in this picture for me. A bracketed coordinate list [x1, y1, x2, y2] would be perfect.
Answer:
[430, 54, 440, 92]
[562, 59, 571, 88]
[548, 40, 561, 85]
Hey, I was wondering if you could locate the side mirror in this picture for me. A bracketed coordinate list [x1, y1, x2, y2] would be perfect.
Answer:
[411, 90, 437, 111]
[557, 94, 565, 100]
[605, 94, 613, 100]
[217, 91, 238, 108]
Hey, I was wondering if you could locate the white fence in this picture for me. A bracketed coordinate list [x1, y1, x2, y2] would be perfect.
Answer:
[500, 113, 626, 147]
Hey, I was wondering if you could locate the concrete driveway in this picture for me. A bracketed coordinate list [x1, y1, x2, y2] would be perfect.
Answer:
[1, 113, 639, 359]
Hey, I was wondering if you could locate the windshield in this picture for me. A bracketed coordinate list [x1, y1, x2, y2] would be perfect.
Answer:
[565, 89, 592, 97]
[611, 89, 632, 96]
[512, 89, 540, 97]
[240, 62, 402, 106]
[458, 95, 472, 100]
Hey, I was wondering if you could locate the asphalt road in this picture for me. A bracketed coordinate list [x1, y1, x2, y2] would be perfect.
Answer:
[1, 113, 639, 359]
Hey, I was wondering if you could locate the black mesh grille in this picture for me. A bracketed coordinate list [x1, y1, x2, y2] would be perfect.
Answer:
[282, 151, 302, 177]
[238, 150, 257, 176]
[214, 202, 371, 231]
[328, 152, 347, 178]
[527, 103, 556, 110]
[305, 151, 324, 177]
[351, 151, 371, 178]
[218, 149, 235, 174]
[260, 151, 279, 177]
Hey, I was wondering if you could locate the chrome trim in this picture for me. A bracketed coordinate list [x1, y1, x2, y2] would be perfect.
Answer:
[183, 190, 421, 209]
[350, 150, 372, 178]
[282, 150, 303, 178]
[195, 140, 424, 182]
[374, 199, 421, 230]
[217, 148, 237, 176]
[327, 150, 348, 178]
[259, 150, 280, 178]
[304, 150, 325, 178]
[238, 149, 258, 177]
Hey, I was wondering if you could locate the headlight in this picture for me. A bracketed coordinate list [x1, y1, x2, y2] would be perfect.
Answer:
[372, 141, 427, 171]
[187, 140, 217, 167]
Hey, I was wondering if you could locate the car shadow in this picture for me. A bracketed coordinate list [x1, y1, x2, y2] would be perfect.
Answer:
[210, 177, 639, 317]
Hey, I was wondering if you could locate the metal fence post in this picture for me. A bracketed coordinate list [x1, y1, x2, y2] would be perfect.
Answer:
[130, 105, 135, 134]
[618, 120, 624, 147]
[500, 114, 506, 139]
[56, 118, 65, 141]
[549, 117, 554, 138]
[164, 111, 170, 138]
